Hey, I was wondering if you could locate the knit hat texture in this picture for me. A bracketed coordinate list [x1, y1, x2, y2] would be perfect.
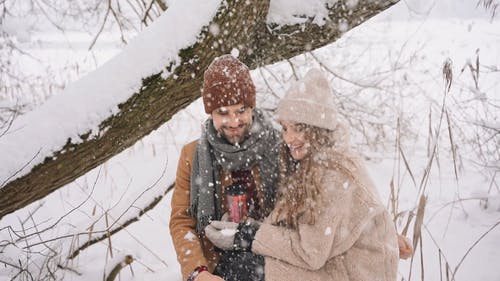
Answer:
[276, 69, 338, 130]
[202, 55, 256, 114]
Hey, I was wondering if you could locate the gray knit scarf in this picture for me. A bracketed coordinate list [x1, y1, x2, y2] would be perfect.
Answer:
[189, 109, 280, 233]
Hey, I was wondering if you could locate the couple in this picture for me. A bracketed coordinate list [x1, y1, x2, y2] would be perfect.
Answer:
[169, 55, 410, 281]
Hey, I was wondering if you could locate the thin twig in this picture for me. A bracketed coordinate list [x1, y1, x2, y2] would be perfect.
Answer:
[16, 167, 102, 243]
[68, 183, 174, 259]
[88, 0, 112, 50]
[452, 219, 500, 278]
[0, 148, 42, 189]
[142, 0, 156, 24]
[258, 67, 281, 100]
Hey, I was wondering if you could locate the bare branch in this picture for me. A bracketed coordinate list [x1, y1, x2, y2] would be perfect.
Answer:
[68, 183, 174, 260]
[88, 0, 112, 50]
[106, 255, 134, 281]
[453, 220, 500, 278]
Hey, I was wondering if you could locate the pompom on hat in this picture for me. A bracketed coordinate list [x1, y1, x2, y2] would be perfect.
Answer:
[202, 55, 256, 114]
[276, 69, 338, 130]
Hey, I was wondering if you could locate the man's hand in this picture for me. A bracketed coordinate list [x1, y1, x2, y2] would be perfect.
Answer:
[204, 221, 238, 250]
[194, 271, 224, 281]
[398, 235, 413, 260]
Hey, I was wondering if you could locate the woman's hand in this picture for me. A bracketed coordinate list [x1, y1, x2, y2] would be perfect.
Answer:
[398, 235, 413, 260]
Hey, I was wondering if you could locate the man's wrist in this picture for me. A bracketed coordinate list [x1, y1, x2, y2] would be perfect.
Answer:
[187, 265, 208, 281]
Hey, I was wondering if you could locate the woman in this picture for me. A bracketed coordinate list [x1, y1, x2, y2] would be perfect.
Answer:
[205, 69, 400, 281]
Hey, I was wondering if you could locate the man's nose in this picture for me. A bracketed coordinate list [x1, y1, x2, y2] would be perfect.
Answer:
[227, 114, 240, 127]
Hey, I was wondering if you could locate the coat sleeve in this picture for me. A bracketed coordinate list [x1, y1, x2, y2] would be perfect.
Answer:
[252, 171, 382, 271]
[169, 142, 210, 280]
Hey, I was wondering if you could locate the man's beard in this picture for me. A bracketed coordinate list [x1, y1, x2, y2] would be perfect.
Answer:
[218, 123, 252, 145]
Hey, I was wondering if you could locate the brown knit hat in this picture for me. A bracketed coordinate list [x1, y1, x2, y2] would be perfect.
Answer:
[202, 55, 256, 114]
[276, 69, 338, 130]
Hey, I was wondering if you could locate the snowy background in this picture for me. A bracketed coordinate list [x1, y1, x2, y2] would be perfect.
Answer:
[1, 0, 499, 280]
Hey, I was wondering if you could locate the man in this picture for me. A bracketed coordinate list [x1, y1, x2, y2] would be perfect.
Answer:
[169, 55, 280, 281]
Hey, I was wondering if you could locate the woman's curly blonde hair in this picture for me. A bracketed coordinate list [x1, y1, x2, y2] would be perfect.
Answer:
[271, 122, 356, 229]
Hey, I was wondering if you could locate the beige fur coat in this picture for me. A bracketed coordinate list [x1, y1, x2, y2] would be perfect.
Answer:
[251, 155, 399, 281]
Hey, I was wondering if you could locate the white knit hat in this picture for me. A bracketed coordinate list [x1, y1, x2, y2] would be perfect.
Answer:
[276, 69, 338, 130]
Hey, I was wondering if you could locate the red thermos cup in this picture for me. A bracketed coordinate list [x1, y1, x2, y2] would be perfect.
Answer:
[225, 183, 248, 223]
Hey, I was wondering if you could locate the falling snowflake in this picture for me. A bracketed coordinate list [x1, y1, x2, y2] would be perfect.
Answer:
[231, 48, 240, 58]
[343, 181, 350, 189]
[209, 23, 220, 36]
[184, 231, 196, 241]
[324, 226, 332, 235]
[194, 176, 202, 185]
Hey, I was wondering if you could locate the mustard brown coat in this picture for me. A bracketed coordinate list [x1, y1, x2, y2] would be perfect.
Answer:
[169, 140, 265, 280]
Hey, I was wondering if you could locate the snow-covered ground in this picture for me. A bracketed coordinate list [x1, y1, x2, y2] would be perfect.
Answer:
[1, 0, 499, 280]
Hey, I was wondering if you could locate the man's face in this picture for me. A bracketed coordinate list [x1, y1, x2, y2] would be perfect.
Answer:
[211, 103, 253, 145]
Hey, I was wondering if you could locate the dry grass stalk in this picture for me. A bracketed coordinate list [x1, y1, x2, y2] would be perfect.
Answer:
[399, 145, 417, 187]
[88, 204, 97, 242]
[427, 105, 433, 157]
[390, 114, 419, 237]
[105, 211, 113, 258]
[445, 110, 460, 182]
[477, 0, 499, 19]
[446, 262, 451, 281]
[482, 171, 499, 209]
[401, 211, 414, 237]
[407, 195, 427, 281]
[413, 195, 427, 250]
[443, 58, 453, 93]
[460, 49, 480, 90]
[439, 249, 443, 281]
[390, 118, 403, 223]
[389, 177, 397, 220]
[417, 58, 454, 199]
[419, 237, 424, 281]
[422, 225, 456, 281]
[287, 59, 299, 80]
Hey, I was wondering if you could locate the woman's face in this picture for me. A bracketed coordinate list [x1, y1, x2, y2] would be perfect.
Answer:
[280, 121, 310, 161]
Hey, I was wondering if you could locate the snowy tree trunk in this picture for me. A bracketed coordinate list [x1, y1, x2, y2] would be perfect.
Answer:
[0, 0, 399, 219]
